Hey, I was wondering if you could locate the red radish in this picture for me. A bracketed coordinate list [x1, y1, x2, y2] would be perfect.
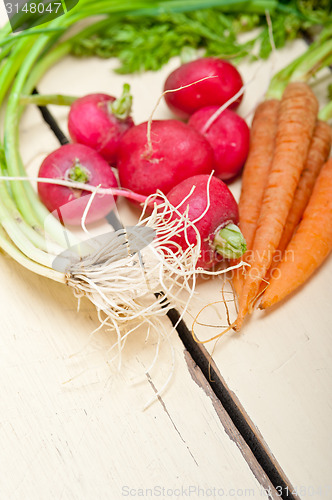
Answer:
[188, 106, 250, 180]
[166, 175, 246, 269]
[38, 143, 118, 226]
[68, 84, 134, 164]
[164, 58, 243, 119]
[117, 120, 214, 197]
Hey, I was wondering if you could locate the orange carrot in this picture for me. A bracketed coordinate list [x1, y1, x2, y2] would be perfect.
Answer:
[260, 157, 332, 309]
[234, 82, 318, 330]
[238, 99, 280, 250]
[232, 99, 280, 296]
[266, 120, 331, 278]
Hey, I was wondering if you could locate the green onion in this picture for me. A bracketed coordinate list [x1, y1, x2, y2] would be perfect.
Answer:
[19, 93, 77, 106]
[266, 26, 332, 100]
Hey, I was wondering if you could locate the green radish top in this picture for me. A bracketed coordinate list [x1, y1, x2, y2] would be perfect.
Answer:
[109, 83, 133, 120]
[265, 25, 332, 119]
[213, 223, 247, 259]
[66, 160, 91, 184]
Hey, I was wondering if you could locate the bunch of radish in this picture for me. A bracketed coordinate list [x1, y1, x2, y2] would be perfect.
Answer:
[37, 57, 249, 269]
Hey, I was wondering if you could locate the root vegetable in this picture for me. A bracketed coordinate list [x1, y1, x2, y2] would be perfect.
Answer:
[38, 143, 119, 226]
[188, 105, 250, 181]
[260, 157, 332, 309]
[234, 82, 319, 330]
[265, 120, 331, 279]
[275, 120, 331, 256]
[117, 120, 214, 197]
[165, 175, 246, 269]
[164, 57, 244, 119]
[68, 85, 134, 164]
[232, 99, 280, 297]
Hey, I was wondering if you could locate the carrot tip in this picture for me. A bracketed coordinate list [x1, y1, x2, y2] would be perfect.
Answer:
[233, 313, 246, 331]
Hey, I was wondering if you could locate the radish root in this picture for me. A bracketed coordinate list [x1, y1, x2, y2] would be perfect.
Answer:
[66, 191, 244, 330]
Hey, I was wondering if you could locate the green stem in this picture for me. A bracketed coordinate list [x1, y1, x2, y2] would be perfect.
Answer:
[180, 46, 199, 64]
[67, 162, 91, 183]
[266, 29, 332, 100]
[20, 93, 78, 106]
[0, 224, 65, 283]
[0, 176, 62, 254]
[265, 54, 307, 99]
[319, 101, 332, 121]
[289, 40, 332, 83]
[0, 37, 36, 107]
[0, 27, 64, 48]
[213, 223, 247, 259]
[0, 40, 15, 65]
[110, 83, 133, 120]
[0, 20, 14, 40]
[1, 37, 45, 215]
[22, 39, 72, 95]
[81, 0, 279, 17]
[0, 186, 57, 269]
[3, 39, 73, 245]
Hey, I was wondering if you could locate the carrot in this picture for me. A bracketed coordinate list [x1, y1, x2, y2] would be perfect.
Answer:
[232, 99, 280, 297]
[234, 82, 318, 330]
[260, 157, 332, 309]
[266, 120, 332, 278]
[238, 99, 280, 250]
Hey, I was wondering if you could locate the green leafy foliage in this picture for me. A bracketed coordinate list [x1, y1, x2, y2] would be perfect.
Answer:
[71, 1, 331, 73]
[296, 0, 332, 23]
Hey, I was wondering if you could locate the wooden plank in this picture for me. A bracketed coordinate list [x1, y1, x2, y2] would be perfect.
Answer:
[0, 256, 276, 499]
[172, 306, 298, 496]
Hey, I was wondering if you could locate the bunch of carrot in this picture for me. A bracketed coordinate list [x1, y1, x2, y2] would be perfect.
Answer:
[233, 81, 332, 330]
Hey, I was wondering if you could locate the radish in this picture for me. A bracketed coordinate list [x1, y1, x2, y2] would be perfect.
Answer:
[68, 84, 134, 164]
[165, 175, 246, 269]
[164, 58, 243, 119]
[38, 143, 119, 226]
[117, 120, 214, 197]
[188, 106, 250, 180]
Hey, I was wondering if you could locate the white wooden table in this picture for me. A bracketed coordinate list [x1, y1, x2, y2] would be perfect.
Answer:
[0, 6, 331, 499]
